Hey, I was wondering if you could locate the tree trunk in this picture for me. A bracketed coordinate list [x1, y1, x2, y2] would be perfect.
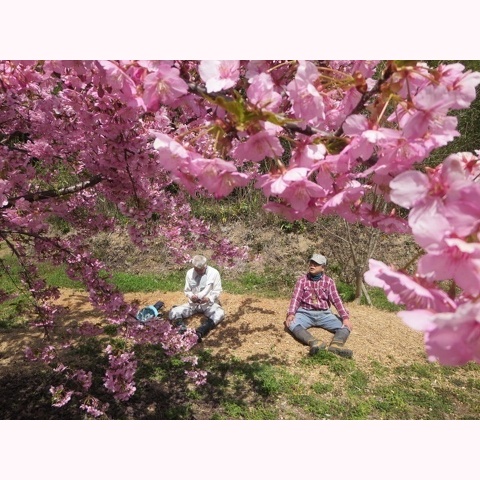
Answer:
[354, 266, 363, 304]
[361, 281, 373, 306]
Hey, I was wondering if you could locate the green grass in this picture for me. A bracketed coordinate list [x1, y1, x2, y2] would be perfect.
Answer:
[111, 270, 185, 293]
[0, 293, 30, 328]
[245, 362, 300, 397]
[244, 353, 475, 419]
[311, 381, 334, 394]
[362, 287, 403, 312]
[346, 369, 369, 396]
[37, 263, 84, 289]
[223, 270, 296, 297]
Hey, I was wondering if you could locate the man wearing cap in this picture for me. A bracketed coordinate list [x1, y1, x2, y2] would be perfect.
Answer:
[285, 253, 353, 358]
[168, 254, 225, 342]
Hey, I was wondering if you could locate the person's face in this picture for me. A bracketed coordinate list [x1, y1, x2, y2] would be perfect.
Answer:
[308, 260, 324, 275]
[194, 266, 206, 275]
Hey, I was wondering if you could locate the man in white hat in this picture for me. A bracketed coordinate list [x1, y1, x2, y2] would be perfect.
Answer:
[284, 253, 353, 358]
[168, 254, 224, 342]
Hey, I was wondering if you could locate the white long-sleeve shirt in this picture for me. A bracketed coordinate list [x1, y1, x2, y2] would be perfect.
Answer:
[184, 265, 222, 304]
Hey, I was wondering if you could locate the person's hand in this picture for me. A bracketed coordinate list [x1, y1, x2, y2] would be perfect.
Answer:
[284, 314, 295, 329]
[191, 295, 199, 303]
[199, 297, 209, 304]
[343, 318, 353, 331]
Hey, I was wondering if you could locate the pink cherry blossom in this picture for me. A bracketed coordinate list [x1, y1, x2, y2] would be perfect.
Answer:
[71, 369, 93, 391]
[4, 58, 480, 414]
[437, 63, 480, 109]
[247, 72, 282, 111]
[280, 171, 327, 211]
[256, 167, 327, 212]
[287, 61, 325, 127]
[263, 199, 323, 222]
[97, 61, 143, 109]
[343, 114, 407, 164]
[399, 303, 480, 366]
[389, 170, 429, 208]
[442, 154, 480, 237]
[50, 385, 74, 407]
[0, 179, 9, 207]
[418, 238, 480, 296]
[262, 201, 300, 221]
[198, 60, 240, 93]
[80, 397, 109, 418]
[389, 168, 452, 249]
[358, 133, 429, 185]
[426, 320, 480, 365]
[399, 84, 454, 139]
[142, 65, 188, 110]
[152, 132, 192, 170]
[407, 198, 451, 249]
[103, 345, 138, 401]
[390, 151, 480, 250]
[321, 181, 366, 214]
[329, 60, 380, 78]
[233, 129, 284, 162]
[191, 157, 250, 197]
[364, 259, 456, 311]
[291, 139, 327, 168]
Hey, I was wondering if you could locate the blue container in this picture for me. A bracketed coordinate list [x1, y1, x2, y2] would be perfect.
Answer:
[136, 305, 159, 323]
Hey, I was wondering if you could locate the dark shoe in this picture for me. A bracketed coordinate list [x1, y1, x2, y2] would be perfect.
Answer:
[291, 325, 317, 346]
[177, 324, 187, 334]
[331, 327, 350, 345]
[326, 327, 352, 358]
[171, 319, 187, 334]
[327, 345, 353, 358]
[195, 318, 216, 342]
[309, 341, 327, 356]
[154, 301, 165, 311]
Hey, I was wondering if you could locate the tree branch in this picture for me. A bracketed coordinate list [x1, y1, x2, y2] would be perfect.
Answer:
[315, 221, 350, 244]
[2, 174, 103, 209]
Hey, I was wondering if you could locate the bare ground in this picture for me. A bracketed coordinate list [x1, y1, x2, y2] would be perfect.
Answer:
[0, 288, 427, 376]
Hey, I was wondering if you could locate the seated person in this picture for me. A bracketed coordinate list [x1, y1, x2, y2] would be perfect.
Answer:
[285, 253, 353, 358]
[168, 254, 224, 341]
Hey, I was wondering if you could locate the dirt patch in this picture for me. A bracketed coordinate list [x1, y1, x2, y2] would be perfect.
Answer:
[133, 290, 427, 370]
[0, 288, 427, 373]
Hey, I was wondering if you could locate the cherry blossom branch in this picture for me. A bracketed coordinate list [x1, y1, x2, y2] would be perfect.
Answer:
[0, 232, 55, 337]
[2, 174, 103, 209]
[334, 67, 390, 137]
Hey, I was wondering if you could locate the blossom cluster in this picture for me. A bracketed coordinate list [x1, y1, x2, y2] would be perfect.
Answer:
[365, 151, 480, 364]
[103, 345, 138, 401]
[79, 396, 109, 418]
